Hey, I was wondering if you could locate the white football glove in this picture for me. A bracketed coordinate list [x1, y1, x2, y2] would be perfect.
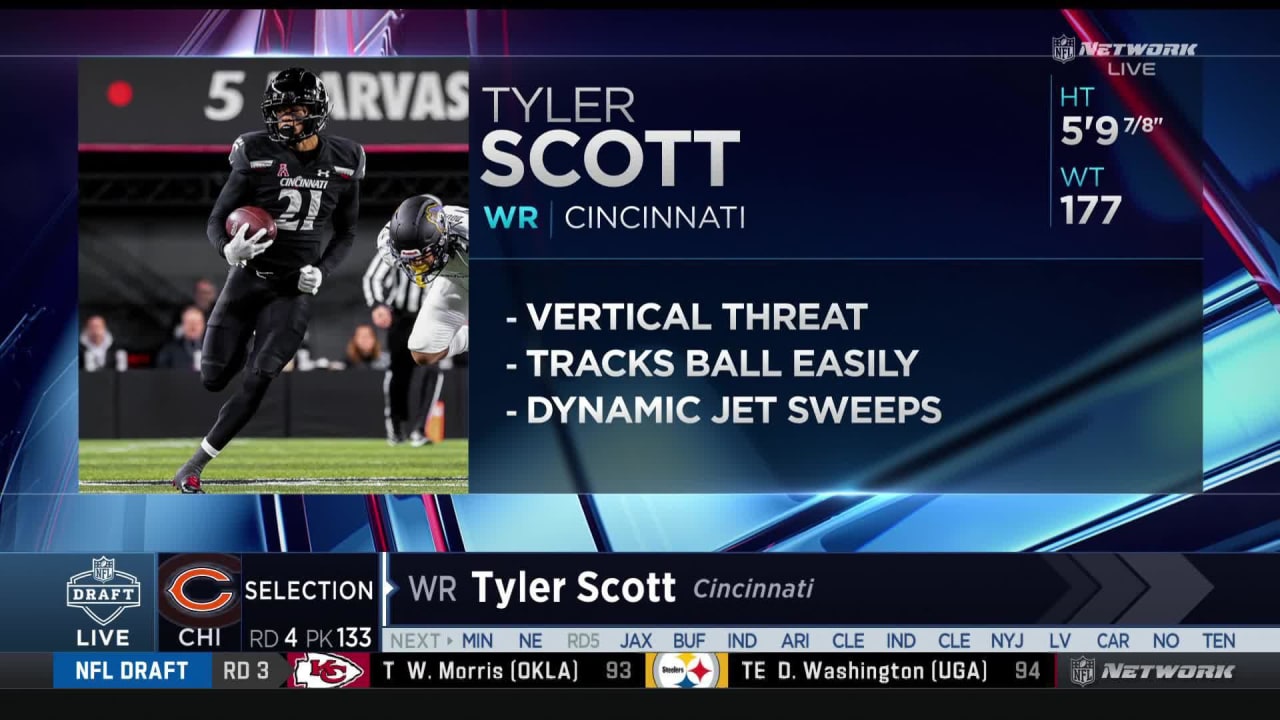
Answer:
[224, 223, 271, 267]
[298, 265, 323, 295]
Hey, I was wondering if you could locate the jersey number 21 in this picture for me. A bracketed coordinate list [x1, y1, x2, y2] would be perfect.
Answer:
[277, 188, 322, 231]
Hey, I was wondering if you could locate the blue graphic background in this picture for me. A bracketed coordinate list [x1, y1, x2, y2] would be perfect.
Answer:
[472, 258, 1201, 493]
[0, 10, 1274, 562]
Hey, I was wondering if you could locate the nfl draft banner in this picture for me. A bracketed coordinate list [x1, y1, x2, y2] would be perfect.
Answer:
[77, 57, 469, 151]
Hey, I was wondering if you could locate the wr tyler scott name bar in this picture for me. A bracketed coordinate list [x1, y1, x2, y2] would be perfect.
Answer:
[245, 579, 376, 601]
[434, 570, 817, 610]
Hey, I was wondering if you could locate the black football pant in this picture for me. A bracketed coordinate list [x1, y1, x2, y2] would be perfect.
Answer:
[200, 266, 311, 451]
[386, 310, 441, 435]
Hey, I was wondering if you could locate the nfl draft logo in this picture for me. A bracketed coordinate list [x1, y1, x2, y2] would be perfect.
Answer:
[278, 163, 290, 177]
[67, 557, 142, 626]
[1053, 34, 1078, 64]
[1070, 656, 1096, 687]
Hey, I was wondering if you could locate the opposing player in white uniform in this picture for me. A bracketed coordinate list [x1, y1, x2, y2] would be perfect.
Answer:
[378, 194, 469, 366]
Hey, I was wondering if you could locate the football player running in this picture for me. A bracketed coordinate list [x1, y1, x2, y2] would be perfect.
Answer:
[172, 67, 367, 493]
[379, 194, 469, 366]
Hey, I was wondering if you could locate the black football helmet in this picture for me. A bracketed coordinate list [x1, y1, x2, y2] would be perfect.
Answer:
[388, 194, 452, 288]
[261, 68, 330, 144]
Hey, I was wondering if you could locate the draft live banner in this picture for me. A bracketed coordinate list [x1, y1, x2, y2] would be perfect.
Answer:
[0, 552, 1276, 689]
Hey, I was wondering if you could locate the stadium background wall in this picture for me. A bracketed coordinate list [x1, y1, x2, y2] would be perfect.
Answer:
[78, 367, 469, 439]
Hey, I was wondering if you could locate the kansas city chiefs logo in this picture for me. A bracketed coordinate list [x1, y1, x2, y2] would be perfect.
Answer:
[290, 652, 366, 688]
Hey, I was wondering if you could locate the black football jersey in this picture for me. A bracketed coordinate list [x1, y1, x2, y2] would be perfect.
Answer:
[208, 130, 366, 276]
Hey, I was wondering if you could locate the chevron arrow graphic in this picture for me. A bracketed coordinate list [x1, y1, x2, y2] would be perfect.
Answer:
[1069, 554, 1147, 624]
[1116, 554, 1215, 624]
[1039, 555, 1098, 624]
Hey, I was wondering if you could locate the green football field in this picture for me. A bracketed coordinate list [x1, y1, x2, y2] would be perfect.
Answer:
[78, 438, 468, 494]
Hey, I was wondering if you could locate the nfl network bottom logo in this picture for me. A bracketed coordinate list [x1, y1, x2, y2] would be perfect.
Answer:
[1070, 656, 1097, 687]
[66, 556, 142, 626]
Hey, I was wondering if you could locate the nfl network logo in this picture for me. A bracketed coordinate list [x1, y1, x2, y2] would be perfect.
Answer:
[66, 556, 142, 627]
[1053, 34, 1078, 64]
[1070, 656, 1096, 687]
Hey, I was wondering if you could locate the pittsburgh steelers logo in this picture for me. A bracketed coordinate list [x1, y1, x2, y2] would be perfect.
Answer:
[652, 652, 720, 688]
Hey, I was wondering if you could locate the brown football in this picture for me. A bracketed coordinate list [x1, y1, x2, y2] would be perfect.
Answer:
[225, 206, 277, 242]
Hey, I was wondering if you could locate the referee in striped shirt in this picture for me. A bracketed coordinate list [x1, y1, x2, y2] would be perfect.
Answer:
[362, 243, 443, 446]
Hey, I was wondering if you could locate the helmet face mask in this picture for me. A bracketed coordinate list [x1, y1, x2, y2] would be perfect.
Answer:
[397, 244, 452, 288]
[262, 68, 330, 145]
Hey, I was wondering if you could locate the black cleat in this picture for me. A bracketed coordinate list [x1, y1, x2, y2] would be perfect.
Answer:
[172, 465, 206, 494]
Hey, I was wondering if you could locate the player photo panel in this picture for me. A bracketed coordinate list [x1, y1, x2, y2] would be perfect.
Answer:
[77, 57, 469, 495]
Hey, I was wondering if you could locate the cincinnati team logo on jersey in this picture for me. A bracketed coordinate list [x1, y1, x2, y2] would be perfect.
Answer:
[278, 163, 289, 177]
